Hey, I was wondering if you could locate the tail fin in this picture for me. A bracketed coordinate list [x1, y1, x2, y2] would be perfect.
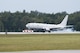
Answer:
[59, 15, 68, 26]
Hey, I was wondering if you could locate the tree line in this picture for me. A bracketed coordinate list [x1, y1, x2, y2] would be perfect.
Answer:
[0, 10, 80, 32]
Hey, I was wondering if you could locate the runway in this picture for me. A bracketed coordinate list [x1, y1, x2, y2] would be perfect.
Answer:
[0, 32, 80, 34]
[0, 50, 80, 53]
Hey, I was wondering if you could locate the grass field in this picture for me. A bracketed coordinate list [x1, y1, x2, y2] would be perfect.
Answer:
[0, 34, 80, 52]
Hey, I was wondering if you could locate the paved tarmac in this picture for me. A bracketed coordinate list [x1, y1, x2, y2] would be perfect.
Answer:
[0, 50, 80, 53]
[0, 32, 80, 34]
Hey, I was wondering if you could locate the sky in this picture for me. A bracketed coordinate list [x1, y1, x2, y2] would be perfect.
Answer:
[0, 0, 80, 14]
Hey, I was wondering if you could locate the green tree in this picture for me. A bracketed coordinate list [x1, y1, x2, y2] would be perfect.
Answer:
[74, 22, 80, 31]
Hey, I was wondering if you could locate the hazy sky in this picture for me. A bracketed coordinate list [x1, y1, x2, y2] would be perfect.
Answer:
[0, 0, 80, 14]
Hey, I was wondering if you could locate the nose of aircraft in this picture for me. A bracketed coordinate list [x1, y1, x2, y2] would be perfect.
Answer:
[26, 24, 28, 27]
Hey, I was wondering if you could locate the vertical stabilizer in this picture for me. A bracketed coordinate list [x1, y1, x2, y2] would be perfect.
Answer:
[59, 15, 68, 26]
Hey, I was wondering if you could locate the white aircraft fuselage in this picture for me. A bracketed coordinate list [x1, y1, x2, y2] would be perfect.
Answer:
[26, 23, 65, 30]
[26, 15, 69, 32]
